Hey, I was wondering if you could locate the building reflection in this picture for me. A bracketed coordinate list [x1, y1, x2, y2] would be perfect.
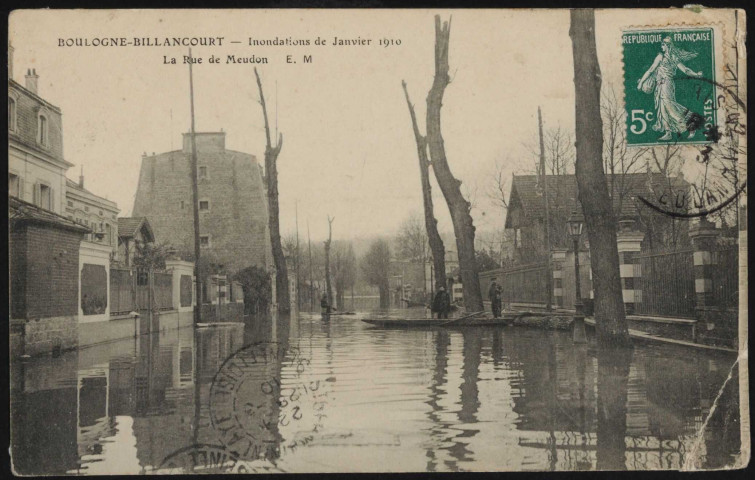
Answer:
[9, 308, 303, 474]
[9, 311, 741, 473]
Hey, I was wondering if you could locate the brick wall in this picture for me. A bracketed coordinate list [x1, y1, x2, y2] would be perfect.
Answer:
[132, 134, 270, 276]
[10, 222, 83, 319]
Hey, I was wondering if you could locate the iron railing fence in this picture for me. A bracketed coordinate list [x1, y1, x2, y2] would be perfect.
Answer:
[110, 268, 135, 315]
[634, 248, 696, 318]
[711, 246, 738, 310]
[153, 272, 174, 310]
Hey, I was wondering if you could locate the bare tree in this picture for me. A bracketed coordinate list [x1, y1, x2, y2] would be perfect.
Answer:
[601, 84, 648, 218]
[361, 239, 391, 308]
[397, 212, 429, 295]
[425, 15, 483, 312]
[487, 157, 510, 212]
[332, 241, 357, 310]
[525, 126, 575, 177]
[402, 80, 447, 293]
[254, 68, 290, 313]
[570, 9, 630, 346]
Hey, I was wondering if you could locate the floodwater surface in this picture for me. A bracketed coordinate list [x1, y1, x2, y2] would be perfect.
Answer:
[10, 309, 741, 473]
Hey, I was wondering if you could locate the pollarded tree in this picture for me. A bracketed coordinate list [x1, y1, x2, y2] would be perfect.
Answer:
[332, 241, 357, 310]
[361, 239, 391, 308]
[424, 15, 483, 312]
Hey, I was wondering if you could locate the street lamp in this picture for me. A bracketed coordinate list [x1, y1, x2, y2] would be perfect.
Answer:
[567, 209, 587, 344]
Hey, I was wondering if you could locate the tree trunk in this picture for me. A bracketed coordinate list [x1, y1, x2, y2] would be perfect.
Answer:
[569, 9, 630, 346]
[378, 284, 390, 309]
[254, 68, 290, 313]
[324, 216, 334, 308]
[402, 81, 447, 292]
[596, 344, 632, 469]
[425, 15, 483, 312]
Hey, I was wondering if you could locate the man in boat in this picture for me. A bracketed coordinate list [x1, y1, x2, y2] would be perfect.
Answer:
[431, 284, 451, 319]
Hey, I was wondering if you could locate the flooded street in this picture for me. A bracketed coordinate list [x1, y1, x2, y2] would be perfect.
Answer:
[10, 309, 741, 473]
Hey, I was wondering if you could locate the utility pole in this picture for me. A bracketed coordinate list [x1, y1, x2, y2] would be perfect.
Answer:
[307, 220, 314, 311]
[187, 47, 202, 326]
[539, 107, 553, 311]
[295, 200, 301, 310]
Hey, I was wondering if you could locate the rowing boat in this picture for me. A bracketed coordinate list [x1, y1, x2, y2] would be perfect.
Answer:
[361, 316, 516, 328]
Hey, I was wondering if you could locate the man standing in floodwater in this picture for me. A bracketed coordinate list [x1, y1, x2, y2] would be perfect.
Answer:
[488, 279, 502, 318]
[321, 293, 331, 315]
[431, 284, 451, 319]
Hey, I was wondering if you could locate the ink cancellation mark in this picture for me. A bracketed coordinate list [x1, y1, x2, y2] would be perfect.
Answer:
[158, 444, 246, 474]
[636, 72, 746, 219]
[208, 341, 328, 462]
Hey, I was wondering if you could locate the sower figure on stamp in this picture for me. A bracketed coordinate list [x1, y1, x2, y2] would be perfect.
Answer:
[431, 283, 451, 319]
[637, 36, 704, 141]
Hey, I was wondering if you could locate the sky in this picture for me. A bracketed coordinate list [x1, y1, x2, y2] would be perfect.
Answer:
[9, 8, 737, 243]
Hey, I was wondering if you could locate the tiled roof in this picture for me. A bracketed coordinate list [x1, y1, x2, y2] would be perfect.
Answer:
[117, 217, 154, 241]
[9, 196, 89, 232]
[505, 172, 684, 227]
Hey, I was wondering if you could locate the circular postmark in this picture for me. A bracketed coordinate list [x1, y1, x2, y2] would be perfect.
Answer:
[208, 341, 327, 463]
[636, 73, 746, 219]
[157, 444, 246, 474]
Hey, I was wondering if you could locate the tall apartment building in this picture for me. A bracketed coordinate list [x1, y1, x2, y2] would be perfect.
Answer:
[132, 132, 271, 275]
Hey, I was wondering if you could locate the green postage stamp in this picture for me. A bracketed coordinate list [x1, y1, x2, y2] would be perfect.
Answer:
[622, 27, 717, 147]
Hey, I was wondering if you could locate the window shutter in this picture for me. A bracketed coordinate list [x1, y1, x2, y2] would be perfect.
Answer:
[33, 182, 39, 206]
[50, 188, 55, 211]
[17, 177, 24, 201]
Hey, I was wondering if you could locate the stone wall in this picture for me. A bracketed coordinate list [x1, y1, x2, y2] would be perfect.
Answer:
[132, 132, 270, 276]
[19, 315, 78, 357]
[200, 302, 245, 323]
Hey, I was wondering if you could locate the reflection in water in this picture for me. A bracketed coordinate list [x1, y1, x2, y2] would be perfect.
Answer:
[596, 345, 632, 471]
[10, 310, 741, 473]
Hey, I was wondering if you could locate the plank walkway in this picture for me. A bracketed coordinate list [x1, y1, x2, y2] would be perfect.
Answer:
[583, 317, 737, 354]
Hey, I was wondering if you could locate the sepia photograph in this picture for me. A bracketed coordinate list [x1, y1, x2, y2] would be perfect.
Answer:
[7, 7, 748, 474]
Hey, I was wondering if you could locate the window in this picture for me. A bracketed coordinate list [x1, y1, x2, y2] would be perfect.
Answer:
[67, 200, 74, 207]
[38, 114, 48, 146]
[99, 210, 103, 216]
[180, 200, 185, 210]
[84, 205, 89, 212]
[199, 200, 209, 211]
[9, 173, 20, 198]
[38, 184, 51, 210]
[199, 235, 210, 247]
[8, 97, 16, 131]
[198, 166, 208, 179]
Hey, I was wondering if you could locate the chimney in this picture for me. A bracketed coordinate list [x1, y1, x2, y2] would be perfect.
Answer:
[8, 43, 13, 80]
[79, 165, 85, 189]
[25, 68, 39, 94]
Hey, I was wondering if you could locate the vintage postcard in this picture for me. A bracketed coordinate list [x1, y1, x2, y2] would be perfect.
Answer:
[7, 7, 748, 474]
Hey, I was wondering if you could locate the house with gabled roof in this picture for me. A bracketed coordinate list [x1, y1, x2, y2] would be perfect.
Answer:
[504, 172, 689, 263]
[117, 217, 156, 267]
